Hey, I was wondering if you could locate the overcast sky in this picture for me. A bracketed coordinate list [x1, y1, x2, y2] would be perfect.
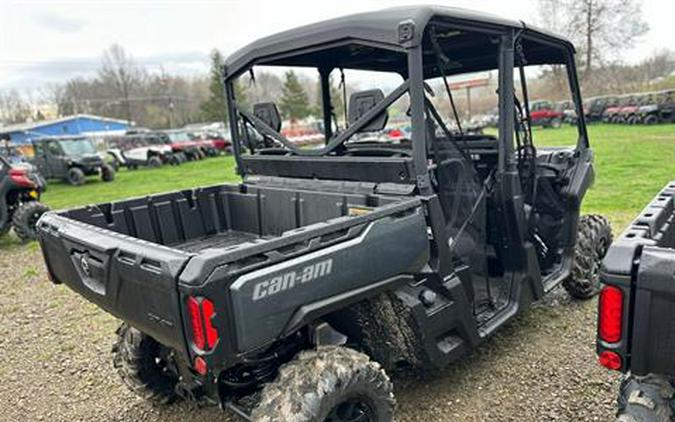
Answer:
[0, 0, 672, 93]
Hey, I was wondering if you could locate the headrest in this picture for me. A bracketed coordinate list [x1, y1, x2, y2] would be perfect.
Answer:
[253, 102, 282, 132]
[348, 89, 388, 132]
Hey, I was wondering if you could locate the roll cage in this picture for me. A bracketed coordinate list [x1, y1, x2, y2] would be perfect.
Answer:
[223, 7, 588, 195]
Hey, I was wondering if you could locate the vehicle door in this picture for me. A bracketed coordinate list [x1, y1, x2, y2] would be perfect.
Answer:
[31, 141, 52, 179]
[44, 140, 68, 178]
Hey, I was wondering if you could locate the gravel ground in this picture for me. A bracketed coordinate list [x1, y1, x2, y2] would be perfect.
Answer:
[0, 243, 620, 422]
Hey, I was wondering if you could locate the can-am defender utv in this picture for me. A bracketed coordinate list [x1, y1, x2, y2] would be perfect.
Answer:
[37, 6, 611, 421]
[0, 155, 49, 241]
[31, 136, 115, 186]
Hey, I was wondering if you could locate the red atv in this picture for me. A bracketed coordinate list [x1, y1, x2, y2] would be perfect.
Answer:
[529, 100, 564, 128]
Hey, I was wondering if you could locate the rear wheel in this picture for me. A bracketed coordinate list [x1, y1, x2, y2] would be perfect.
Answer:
[617, 374, 674, 422]
[112, 323, 179, 405]
[12, 201, 49, 242]
[66, 167, 86, 186]
[563, 214, 613, 299]
[251, 346, 395, 422]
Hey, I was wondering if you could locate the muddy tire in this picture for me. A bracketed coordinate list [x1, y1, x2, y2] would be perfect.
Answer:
[112, 323, 179, 405]
[147, 156, 162, 168]
[643, 115, 660, 125]
[12, 201, 49, 242]
[251, 346, 395, 422]
[617, 374, 675, 422]
[66, 167, 86, 186]
[563, 214, 613, 299]
[101, 164, 115, 182]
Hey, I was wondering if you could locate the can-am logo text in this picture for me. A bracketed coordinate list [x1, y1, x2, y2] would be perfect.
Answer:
[252, 259, 333, 301]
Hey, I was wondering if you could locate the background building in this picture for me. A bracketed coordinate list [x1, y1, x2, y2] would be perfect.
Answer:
[0, 114, 130, 145]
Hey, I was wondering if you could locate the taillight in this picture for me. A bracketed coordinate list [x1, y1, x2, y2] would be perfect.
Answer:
[9, 168, 35, 188]
[187, 296, 206, 350]
[201, 298, 218, 349]
[186, 296, 219, 352]
[598, 350, 622, 370]
[599, 286, 624, 343]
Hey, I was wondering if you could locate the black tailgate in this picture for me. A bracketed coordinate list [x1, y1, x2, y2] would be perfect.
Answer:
[38, 212, 192, 353]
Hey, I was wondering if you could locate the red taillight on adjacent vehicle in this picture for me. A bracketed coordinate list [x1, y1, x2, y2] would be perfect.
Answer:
[187, 296, 206, 350]
[201, 298, 218, 349]
[186, 296, 219, 352]
[598, 350, 622, 370]
[599, 286, 624, 343]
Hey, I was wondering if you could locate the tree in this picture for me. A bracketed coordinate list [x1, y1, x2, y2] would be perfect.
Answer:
[98, 44, 146, 122]
[279, 70, 311, 120]
[537, 0, 648, 75]
[200, 49, 227, 123]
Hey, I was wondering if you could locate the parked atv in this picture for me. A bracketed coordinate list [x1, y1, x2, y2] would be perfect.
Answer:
[0, 156, 49, 242]
[31, 136, 115, 186]
[160, 130, 205, 161]
[38, 7, 610, 421]
[106, 133, 179, 170]
[639, 89, 675, 125]
[529, 100, 564, 128]
[597, 181, 675, 421]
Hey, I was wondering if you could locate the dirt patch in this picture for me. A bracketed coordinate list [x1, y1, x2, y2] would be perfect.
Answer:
[0, 245, 619, 421]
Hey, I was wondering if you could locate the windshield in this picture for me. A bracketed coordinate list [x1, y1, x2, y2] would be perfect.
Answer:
[59, 139, 97, 155]
[166, 132, 191, 143]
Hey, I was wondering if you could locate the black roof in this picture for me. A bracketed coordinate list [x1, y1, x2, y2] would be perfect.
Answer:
[224, 5, 573, 78]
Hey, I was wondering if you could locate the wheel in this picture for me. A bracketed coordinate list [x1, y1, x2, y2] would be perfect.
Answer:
[176, 152, 188, 163]
[563, 214, 613, 299]
[617, 374, 675, 422]
[147, 156, 162, 168]
[128, 163, 139, 171]
[101, 164, 115, 182]
[112, 323, 179, 405]
[12, 201, 49, 242]
[66, 167, 86, 186]
[643, 115, 660, 125]
[169, 154, 181, 166]
[251, 346, 395, 422]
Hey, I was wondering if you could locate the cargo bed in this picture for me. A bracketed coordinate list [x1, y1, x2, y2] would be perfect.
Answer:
[38, 181, 429, 355]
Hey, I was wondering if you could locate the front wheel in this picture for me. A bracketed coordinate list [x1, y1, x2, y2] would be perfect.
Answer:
[643, 114, 660, 125]
[112, 323, 179, 405]
[251, 346, 395, 422]
[101, 164, 115, 182]
[12, 201, 50, 242]
[563, 214, 613, 299]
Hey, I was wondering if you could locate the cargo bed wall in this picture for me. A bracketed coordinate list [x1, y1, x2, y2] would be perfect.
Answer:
[62, 183, 402, 250]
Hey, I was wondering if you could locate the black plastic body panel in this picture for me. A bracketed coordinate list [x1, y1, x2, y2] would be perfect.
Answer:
[598, 181, 675, 376]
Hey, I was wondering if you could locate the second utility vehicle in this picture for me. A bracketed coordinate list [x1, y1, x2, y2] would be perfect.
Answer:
[597, 181, 675, 421]
[31, 136, 115, 186]
[38, 6, 611, 421]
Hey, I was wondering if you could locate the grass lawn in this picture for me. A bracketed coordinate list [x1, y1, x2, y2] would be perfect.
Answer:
[1, 123, 673, 247]
[533, 124, 675, 230]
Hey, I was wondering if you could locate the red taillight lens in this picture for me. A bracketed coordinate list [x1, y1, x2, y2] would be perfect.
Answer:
[9, 168, 35, 188]
[187, 296, 206, 350]
[186, 296, 219, 352]
[201, 298, 219, 349]
[194, 356, 208, 376]
[599, 286, 624, 343]
[598, 350, 622, 370]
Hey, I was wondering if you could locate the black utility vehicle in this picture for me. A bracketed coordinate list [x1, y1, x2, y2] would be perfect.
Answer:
[597, 181, 675, 421]
[639, 90, 675, 125]
[31, 136, 115, 186]
[0, 155, 49, 241]
[38, 7, 610, 421]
